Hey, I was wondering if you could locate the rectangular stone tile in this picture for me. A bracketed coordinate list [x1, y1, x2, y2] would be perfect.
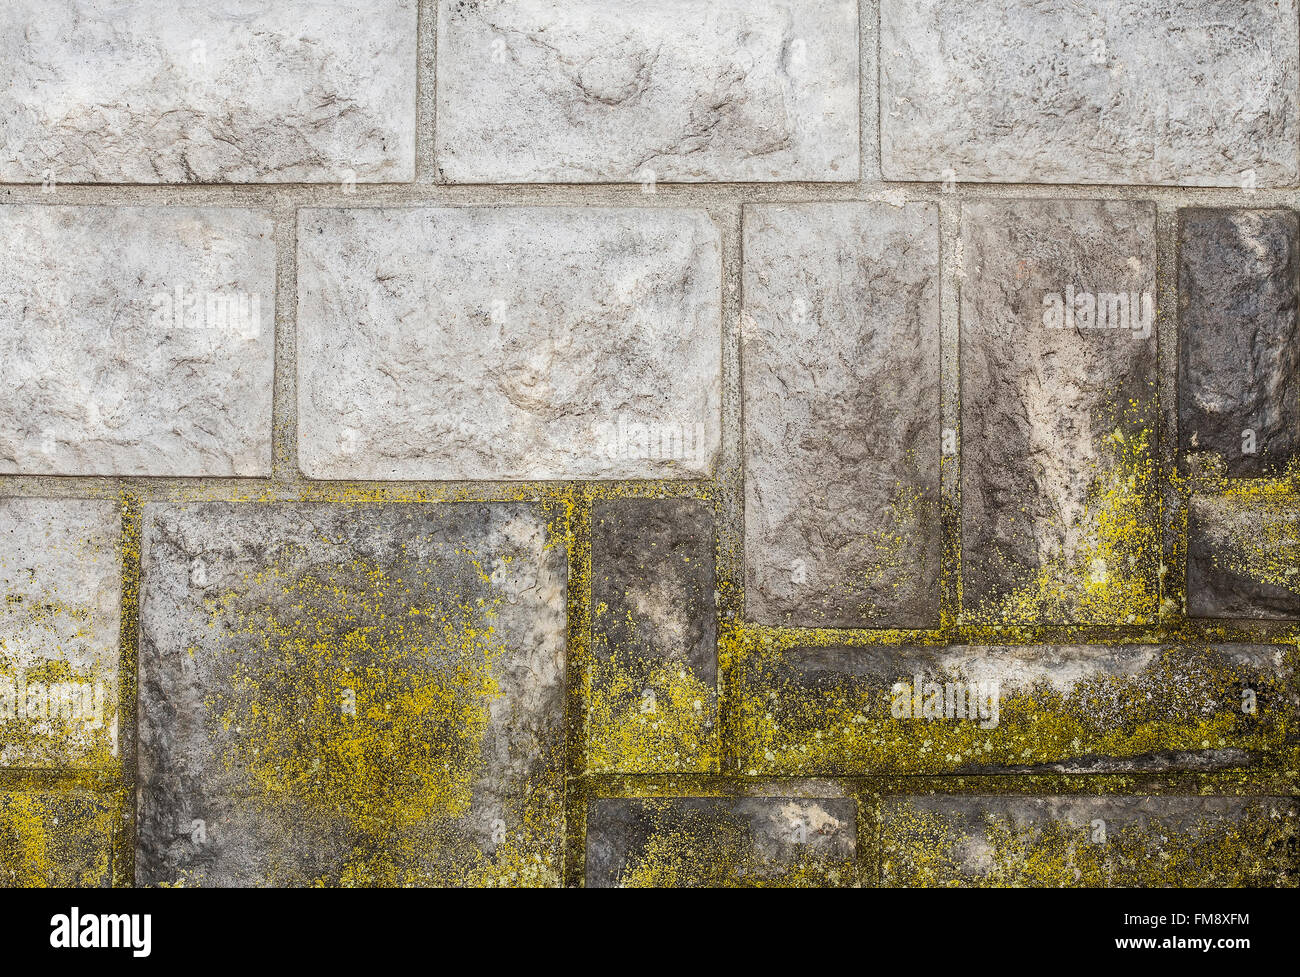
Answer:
[137, 502, 567, 886]
[0, 206, 275, 476]
[742, 202, 941, 628]
[880, 0, 1299, 187]
[1, 0, 416, 183]
[880, 796, 1299, 887]
[0, 790, 120, 888]
[586, 796, 855, 887]
[1179, 209, 1300, 476]
[960, 200, 1159, 626]
[1188, 493, 1300, 619]
[435, 0, 859, 183]
[1, 499, 121, 769]
[731, 641, 1298, 775]
[298, 207, 721, 480]
[588, 498, 718, 773]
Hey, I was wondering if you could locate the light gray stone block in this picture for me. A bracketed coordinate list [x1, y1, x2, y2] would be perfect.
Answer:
[435, 0, 859, 183]
[880, 0, 1300, 187]
[742, 202, 941, 628]
[297, 207, 722, 480]
[0, 0, 417, 183]
[0, 205, 275, 476]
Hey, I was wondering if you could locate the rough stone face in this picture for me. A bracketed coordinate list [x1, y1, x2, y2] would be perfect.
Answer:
[880, 795, 1300, 887]
[297, 207, 721, 480]
[1187, 493, 1300, 619]
[0, 0, 416, 183]
[0, 790, 120, 887]
[880, 0, 1300, 187]
[0, 499, 121, 769]
[742, 202, 941, 629]
[136, 502, 567, 886]
[588, 498, 717, 773]
[1179, 209, 1300, 475]
[0, 206, 275, 476]
[586, 796, 856, 887]
[960, 199, 1159, 625]
[731, 641, 1298, 775]
[435, 0, 859, 183]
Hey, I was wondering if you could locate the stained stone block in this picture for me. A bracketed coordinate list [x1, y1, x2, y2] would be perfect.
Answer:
[0, 206, 275, 476]
[435, 0, 859, 183]
[731, 641, 1298, 775]
[0, 499, 121, 769]
[137, 502, 567, 887]
[1188, 493, 1300, 619]
[880, 0, 1300, 187]
[960, 199, 1159, 626]
[297, 207, 721, 480]
[742, 202, 941, 629]
[1179, 209, 1300, 475]
[0, 0, 416, 183]
[588, 499, 718, 773]
[880, 796, 1299, 887]
[0, 790, 120, 888]
[586, 796, 856, 888]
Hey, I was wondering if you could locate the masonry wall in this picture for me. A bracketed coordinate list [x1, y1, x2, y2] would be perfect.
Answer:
[1, 0, 1298, 887]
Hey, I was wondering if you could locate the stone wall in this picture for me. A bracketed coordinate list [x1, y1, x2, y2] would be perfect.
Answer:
[1, 0, 1297, 887]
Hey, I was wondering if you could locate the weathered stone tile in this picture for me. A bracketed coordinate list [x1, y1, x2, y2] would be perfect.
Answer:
[298, 207, 721, 480]
[0, 206, 275, 476]
[0, 790, 120, 888]
[137, 502, 567, 887]
[435, 0, 859, 183]
[588, 499, 717, 773]
[880, 0, 1299, 187]
[1, 499, 121, 769]
[880, 795, 1299, 887]
[960, 200, 1159, 626]
[1188, 493, 1300, 619]
[742, 202, 941, 628]
[730, 640, 1298, 775]
[1179, 209, 1300, 476]
[0, 1, 416, 183]
[586, 796, 855, 887]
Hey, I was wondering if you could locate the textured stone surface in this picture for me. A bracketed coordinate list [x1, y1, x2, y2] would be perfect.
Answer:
[137, 502, 567, 886]
[880, 0, 1300, 187]
[435, 0, 859, 183]
[588, 498, 717, 773]
[0, 499, 121, 769]
[0, 206, 275, 476]
[0, 790, 120, 888]
[880, 796, 1300, 887]
[586, 796, 856, 887]
[743, 202, 941, 628]
[732, 641, 1298, 775]
[298, 207, 721, 480]
[961, 199, 1159, 625]
[1187, 493, 1300, 619]
[0, 0, 416, 183]
[1179, 209, 1300, 475]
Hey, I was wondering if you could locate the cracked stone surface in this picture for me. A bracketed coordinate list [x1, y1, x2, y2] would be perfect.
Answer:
[0, 206, 275, 476]
[0, 0, 416, 183]
[960, 199, 1159, 625]
[435, 0, 859, 183]
[1179, 209, 1300, 475]
[880, 0, 1300, 187]
[586, 796, 856, 887]
[0, 790, 120, 888]
[136, 502, 567, 886]
[297, 207, 722, 480]
[881, 795, 1300, 886]
[742, 202, 941, 629]
[0, 499, 121, 769]
[1187, 493, 1300, 620]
